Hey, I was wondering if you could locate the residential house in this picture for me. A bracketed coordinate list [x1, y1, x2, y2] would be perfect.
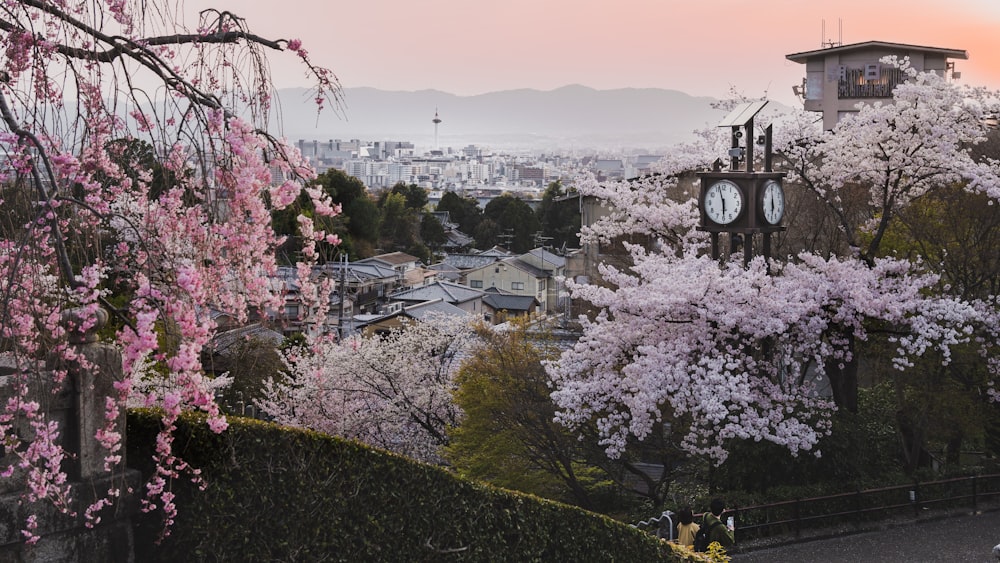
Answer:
[519, 247, 567, 315]
[314, 260, 400, 316]
[267, 260, 403, 337]
[358, 251, 427, 288]
[357, 298, 469, 337]
[265, 267, 309, 335]
[388, 280, 485, 316]
[481, 288, 540, 324]
[439, 247, 511, 284]
[786, 41, 968, 130]
[425, 262, 463, 283]
[464, 251, 559, 314]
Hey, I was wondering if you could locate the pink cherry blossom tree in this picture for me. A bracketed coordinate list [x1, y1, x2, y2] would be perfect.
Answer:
[549, 60, 1000, 465]
[258, 313, 477, 464]
[0, 0, 338, 540]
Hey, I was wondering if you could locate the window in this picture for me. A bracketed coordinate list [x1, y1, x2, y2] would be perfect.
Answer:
[511, 281, 525, 291]
[470, 280, 483, 288]
[538, 279, 546, 291]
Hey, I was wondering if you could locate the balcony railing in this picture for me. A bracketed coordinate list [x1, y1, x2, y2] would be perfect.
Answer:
[838, 67, 907, 99]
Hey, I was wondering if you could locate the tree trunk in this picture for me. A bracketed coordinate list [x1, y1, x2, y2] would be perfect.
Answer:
[945, 433, 963, 465]
[826, 331, 859, 413]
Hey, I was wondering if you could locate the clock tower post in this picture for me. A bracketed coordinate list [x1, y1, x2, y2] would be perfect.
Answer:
[697, 101, 786, 266]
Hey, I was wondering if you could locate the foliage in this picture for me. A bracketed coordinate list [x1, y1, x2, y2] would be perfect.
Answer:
[878, 183, 1000, 300]
[421, 212, 449, 253]
[437, 191, 484, 235]
[480, 194, 542, 253]
[378, 191, 418, 251]
[447, 318, 614, 510]
[713, 384, 903, 493]
[847, 125, 1000, 471]
[127, 409, 686, 562]
[259, 314, 476, 463]
[550, 248, 981, 462]
[473, 218, 501, 251]
[0, 0, 338, 541]
[383, 181, 430, 211]
[343, 195, 382, 256]
[536, 181, 581, 250]
[272, 169, 377, 261]
[207, 335, 287, 415]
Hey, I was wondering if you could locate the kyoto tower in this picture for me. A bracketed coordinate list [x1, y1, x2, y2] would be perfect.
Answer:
[432, 108, 442, 151]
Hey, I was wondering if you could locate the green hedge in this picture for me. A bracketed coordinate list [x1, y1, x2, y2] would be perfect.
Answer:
[127, 410, 705, 562]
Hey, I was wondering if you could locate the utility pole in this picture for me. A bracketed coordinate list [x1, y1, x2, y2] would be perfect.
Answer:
[337, 253, 347, 340]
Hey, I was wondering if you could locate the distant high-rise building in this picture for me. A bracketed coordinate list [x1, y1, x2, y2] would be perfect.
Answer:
[432, 109, 442, 151]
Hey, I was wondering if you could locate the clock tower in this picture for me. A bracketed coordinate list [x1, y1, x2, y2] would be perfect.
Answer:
[698, 100, 785, 266]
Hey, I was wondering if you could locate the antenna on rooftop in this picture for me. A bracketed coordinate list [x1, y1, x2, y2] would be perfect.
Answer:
[821, 18, 843, 48]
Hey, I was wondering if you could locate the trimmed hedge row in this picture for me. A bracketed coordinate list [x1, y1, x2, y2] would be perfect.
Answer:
[127, 410, 701, 562]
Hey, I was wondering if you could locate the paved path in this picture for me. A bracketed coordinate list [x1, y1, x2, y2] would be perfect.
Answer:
[732, 510, 1000, 562]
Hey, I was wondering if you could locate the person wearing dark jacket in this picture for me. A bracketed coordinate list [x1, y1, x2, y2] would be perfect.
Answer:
[701, 498, 735, 550]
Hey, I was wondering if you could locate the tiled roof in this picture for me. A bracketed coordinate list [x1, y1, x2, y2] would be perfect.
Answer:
[479, 246, 513, 257]
[503, 257, 549, 278]
[442, 254, 501, 270]
[362, 251, 419, 266]
[390, 281, 484, 304]
[207, 324, 284, 357]
[426, 263, 462, 282]
[525, 247, 566, 269]
[316, 262, 397, 283]
[483, 293, 538, 312]
[403, 299, 469, 320]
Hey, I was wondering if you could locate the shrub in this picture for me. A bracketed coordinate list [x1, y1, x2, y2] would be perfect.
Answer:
[127, 410, 703, 562]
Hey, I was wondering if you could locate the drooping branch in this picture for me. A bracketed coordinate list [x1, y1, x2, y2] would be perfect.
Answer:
[0, 88, 79, 290]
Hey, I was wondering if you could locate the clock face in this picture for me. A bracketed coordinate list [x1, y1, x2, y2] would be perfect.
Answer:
[762, 180, 784, 225]
[704, 180, 743, 225]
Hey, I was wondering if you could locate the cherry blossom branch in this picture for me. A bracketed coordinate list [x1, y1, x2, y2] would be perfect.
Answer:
[0, 89, 79, 290]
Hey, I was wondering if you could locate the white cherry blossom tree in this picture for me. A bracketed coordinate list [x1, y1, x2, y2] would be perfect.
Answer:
[259, 313, 477, 464]
[549, 61, 1000, 464]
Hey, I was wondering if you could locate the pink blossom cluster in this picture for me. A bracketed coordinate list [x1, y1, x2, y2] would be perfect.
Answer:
[0, 0, 339, 542]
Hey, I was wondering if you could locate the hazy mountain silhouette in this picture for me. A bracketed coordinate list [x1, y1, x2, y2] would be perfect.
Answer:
[274, 85, 733, 152]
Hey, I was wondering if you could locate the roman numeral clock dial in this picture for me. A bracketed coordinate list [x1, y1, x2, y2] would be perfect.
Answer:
[704, 179, 743, 225]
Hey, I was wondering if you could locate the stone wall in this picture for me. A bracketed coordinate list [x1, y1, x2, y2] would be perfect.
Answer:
[0, 309, 139, 562]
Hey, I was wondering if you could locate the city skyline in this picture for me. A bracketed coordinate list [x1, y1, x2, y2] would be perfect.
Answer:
[186, 0, 1000, 106]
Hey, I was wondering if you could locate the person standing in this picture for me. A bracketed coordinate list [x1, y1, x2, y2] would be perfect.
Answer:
[675, 506, 700, 547]
[701, 498, 735, 550]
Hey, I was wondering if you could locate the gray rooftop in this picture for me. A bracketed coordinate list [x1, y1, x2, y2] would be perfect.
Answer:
[786, 40, 968, 63]
[442, 254, 502, 270]
[390, 281, 485, 304]
[403, 299, 469, 320]
[483, 293, 538, 312]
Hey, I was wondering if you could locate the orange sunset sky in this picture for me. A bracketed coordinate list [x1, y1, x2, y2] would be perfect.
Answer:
[187, 0, 1000, 106]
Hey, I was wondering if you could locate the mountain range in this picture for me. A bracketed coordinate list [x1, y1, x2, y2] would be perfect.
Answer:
[273, 85, 733, 153]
